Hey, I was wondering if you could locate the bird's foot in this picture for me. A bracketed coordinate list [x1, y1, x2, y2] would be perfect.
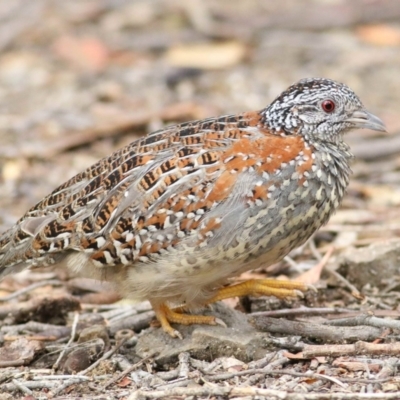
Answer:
[151, 302, 217, 339]
[206, 278, 313, 304]
[151, 279, 312, 338]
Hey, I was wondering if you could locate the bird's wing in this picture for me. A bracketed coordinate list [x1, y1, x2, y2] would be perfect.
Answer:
[1, 111, 291, 274]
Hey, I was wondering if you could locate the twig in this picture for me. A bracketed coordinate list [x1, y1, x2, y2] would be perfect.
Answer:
[0, 279, 62, 302]
[302, 341, 400, 358]
[78, 337, 129, 376]
[2, 321, 71, 343]
[326, 267, 364, 300]
[251, 316, 381, 342]
[11, 379, 33, 395]
[247, 351, 280, 369]
[251, 307, 400, 319]
[108, 310, 155, 336]
[283, 255, 298, 269]
[128, 386, 400, 400]
[269, 369, 390, 385]
[82, 302, 151, 312]
[301, 372, 346, 389]
[51, 377, 92, 397]
[178, 352, 190, 379]
[308, 239, 322, 261]
[367, 296, 393, 310]
[53, 311, 80, 371]
[102, 355, 152, 389]
[154, 377, 194, 390]
[326, 315, 400, 330]
[154, 369, 180, 382]
[108, 308, 142, 324]
[0, 380, 58, 392]
[205, 357, 288, 381]
[33, 375, 91, 381]
[1, 321, 67, 334]
[250, 306, 356, 318]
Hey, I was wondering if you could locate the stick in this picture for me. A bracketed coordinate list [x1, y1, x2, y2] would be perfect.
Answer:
[128, 385, 400, 400]
[251, 316, 381, 342]
[302, 341, 400, 358]
[53, 311, 80, 370]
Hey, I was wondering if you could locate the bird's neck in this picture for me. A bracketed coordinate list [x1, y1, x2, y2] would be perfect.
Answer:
[311, 138, 353, 202]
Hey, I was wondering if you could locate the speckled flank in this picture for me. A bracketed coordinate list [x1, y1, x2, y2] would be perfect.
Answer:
[0, 78, 379, 308]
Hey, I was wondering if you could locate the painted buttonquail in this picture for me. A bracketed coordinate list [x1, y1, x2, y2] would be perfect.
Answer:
[0, 78, 386, 337]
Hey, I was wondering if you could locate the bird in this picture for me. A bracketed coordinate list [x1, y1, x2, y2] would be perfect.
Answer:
[0, 78, 386, 338]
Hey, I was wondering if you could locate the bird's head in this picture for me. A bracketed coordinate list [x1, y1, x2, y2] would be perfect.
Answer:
[263, 78, 386, 143]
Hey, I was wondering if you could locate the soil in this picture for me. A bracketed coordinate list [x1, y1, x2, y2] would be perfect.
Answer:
[1, 1, 400, 399]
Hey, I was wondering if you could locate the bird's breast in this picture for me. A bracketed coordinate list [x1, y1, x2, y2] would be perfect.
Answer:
[192, 141, 352, 276]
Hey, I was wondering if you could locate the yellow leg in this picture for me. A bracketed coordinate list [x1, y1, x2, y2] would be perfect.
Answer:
[206, 279, 310, 304]
[151, 280, 310, 338]
[151, 302, 217, 339]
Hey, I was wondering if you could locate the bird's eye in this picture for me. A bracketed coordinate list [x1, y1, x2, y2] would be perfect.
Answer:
[321, 99, 335, 113]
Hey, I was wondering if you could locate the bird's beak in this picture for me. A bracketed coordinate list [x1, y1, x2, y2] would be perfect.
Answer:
[346, 110, 387, 132]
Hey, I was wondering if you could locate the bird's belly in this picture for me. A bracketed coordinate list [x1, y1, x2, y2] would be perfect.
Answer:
[121, 180, 337, 306]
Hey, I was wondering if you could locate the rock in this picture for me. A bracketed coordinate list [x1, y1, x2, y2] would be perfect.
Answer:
[338, 240, 400, 288]
[0, 338, 43, 367]
[135, 302, 272, 366]
[219, 356, 246, 371]
[78, 324, 110, 350]
[63, 348, 92, 373]
[63, 338, 105, 373]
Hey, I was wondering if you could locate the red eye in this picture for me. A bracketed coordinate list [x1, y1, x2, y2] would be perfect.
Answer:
[321, 99, 335, 113]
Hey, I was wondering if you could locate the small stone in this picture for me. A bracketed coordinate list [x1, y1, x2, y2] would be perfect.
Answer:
[338, 240, 400, 288]
[220, 356, 246, 372]
[0, 338, 43, 367]
[78, 324, 110, 350]
[135, 302, 271, 366]
[63, 348, 92, 373]
[63, 338, 105, 373]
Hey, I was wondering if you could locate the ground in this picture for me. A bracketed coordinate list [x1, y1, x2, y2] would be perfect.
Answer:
[1, 1, 400, 399]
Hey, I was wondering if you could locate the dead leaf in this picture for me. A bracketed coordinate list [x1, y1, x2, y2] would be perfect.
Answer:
[0, 338, 43, 367]
[357, 24, 400, 46]
[283, 351, 307, 360]
[165, 41, 246, 69]
[117, 376, 132, 388]
[296, 262, 324, 285]
[303, 378, 318, 384]
[53, 35, 110, 72]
